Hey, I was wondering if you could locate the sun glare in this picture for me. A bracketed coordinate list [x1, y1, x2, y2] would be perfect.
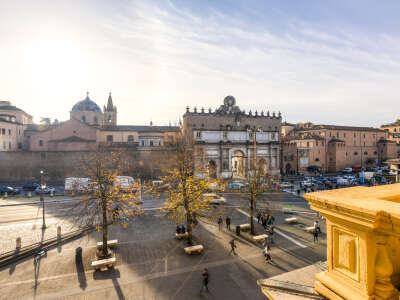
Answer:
[22, 38, 89, 89]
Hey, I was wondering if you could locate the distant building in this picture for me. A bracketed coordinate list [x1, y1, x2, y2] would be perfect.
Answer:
[183, 95, 282, 178]
[282, 122, 399, 173]
[28, 92, 179, 151]
[0, 100, 33, 151]
[381, 120, 400, 144]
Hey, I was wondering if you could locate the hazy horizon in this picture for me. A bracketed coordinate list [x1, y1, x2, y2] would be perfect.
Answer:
[1, 0, 400, 127]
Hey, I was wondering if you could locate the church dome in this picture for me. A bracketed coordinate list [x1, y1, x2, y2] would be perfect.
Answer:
[72, 92, 102, 112]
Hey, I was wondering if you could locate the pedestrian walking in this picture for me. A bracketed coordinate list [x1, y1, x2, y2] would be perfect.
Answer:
[269, 226, 275, 244]
[226, 216, 231, 230]
[218, 216, 223, 231]
[314, 220, 321, 234]
[263, 244, 272, 263]
[257, 211, 261, 224]
[229, 238, 237, 255]
[200, 268, 209, 296]
[313, 228, 319, 243]
[262, 216, 267, 229]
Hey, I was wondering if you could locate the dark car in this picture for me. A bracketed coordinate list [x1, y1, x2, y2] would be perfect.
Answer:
[0, 186, 20, 195]
[23, 183, 40, 191]
[34, 186, 55, 195]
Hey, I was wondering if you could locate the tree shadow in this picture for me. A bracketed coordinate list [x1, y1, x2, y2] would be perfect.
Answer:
[8, 248, 20, 275]
[93, 268, 124, 299]
[75, 247, 87, 290]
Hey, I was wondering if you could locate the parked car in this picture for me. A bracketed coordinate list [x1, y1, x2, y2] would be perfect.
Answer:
[203, 193, 226, 205]
[279, 181, 293, 189]
[227, 182, 245, 190]
[300, 180, 313, 187]
[342, 168, 353, 174]
[34, 186, 56, 195]
[23, 183, 40, 191]
[0, 186, 20, 195]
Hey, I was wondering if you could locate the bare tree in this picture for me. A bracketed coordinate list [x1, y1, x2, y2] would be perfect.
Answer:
[71, 149, 142, 258]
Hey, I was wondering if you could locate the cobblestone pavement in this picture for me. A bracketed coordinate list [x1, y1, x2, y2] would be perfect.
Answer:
[0, 201, 326, 300]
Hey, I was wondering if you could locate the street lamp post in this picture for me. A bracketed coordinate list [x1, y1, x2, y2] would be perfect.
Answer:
[40, 170, 46, 229]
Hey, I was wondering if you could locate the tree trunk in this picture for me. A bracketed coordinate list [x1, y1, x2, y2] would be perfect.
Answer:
[250, 193, 255, 235]
[102, 197, 109, 258]
[186, 212, 193, 245]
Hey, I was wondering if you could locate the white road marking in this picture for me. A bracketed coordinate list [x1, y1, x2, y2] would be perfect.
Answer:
[236, 208, 307, 248]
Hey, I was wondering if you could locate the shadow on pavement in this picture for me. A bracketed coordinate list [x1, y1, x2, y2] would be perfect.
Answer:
[8, 248, 20, 275]
[75, 247, 87, 290]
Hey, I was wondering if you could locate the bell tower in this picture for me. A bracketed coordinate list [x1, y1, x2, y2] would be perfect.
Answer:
[103, 92, 117, 126]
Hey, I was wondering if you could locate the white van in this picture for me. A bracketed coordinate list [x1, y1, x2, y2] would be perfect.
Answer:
[114, 176, 136, 191]
[65, 177, 90, 193]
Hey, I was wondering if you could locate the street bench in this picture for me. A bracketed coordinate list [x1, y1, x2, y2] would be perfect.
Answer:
[252, 234, 269, 243]
[305, 226, 315, 233]
[91, 257, 116, 270]
[285, 217, 298, 224]
[283, 207, 293, 214]
[175, 232, 189, 240]
[97, 239, 118, 249]
[184, 245, 203, 255]
[240, 224, 250, 231]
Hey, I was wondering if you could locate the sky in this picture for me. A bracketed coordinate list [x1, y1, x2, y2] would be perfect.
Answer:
[1, 0, 400, 127]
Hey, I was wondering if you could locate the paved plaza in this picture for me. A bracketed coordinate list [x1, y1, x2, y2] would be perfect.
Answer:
[0, 192, 326, 299]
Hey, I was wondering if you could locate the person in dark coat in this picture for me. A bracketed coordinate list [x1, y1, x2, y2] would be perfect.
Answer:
[218, 216, 223, 231]
[200, 268, 209, 295]
[229, 239, 237, 255]
[226, 216, 231, 230]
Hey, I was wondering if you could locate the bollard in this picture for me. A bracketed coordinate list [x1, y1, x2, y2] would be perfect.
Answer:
[4, 192, 7, 198]
[16, 237, 21, 249]
[57, 226, 61, 237]
[50, 190, 54, 197]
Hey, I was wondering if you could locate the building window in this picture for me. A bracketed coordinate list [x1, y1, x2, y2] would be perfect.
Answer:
[374, 151, 377, 155]
[201, 123, 204, 128]
[315, 158, 320, 162]
[108, 115, 112, 123]
[329, 132, 331, 137]
[18, 129, 21, 135]
[18, 142, 22, 149]
[150, 140, 154, 147]
[94, 116, 98, 124]
[2, 141, 5, 149]
[364, 151, 368, 155]
[354, 152, 358, 155]
[196, 131, 201, 138]
[2, 128, 5, 135]
[8, 129, 11, 135]
[81, 115, 86, 122]
[106, 135, 113, 142]
[141, 140, 144, 146]
[344, 133, 346, 138]
[9, 142, 11, 149]
[363, 133, 366, 138]
[346, 152, 348, 156]
[39, 140, 43, 147]
[306, 141, 309, 147]
[354, 133, 356, 138]
[128, 135, 134, 142]
[336, 132, 339, 138]
[363, 141, 365, 146]
[394, 128, 397, 132]
[316, 141, 318, 146]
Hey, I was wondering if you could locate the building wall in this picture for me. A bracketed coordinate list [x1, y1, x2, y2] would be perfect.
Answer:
[98, 130, 139, 143]
[381, 124, 400, 144]
[30, 119, 98, 151]
[0, 120, 26, 151]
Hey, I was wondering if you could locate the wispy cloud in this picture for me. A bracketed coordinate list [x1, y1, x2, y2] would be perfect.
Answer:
[1, 0, 399, 126]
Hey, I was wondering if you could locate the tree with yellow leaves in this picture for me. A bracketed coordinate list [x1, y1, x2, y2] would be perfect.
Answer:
[155, 131, 223, 245]
[71, 149, 142, 258]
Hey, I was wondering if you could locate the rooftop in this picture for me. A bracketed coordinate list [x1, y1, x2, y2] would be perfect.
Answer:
[304, 184, 400, 220]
